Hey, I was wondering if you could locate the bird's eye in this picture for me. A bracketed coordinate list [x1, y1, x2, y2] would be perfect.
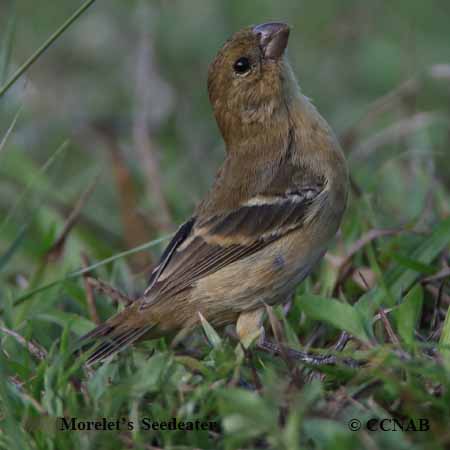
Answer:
[233, 57, 251, 74]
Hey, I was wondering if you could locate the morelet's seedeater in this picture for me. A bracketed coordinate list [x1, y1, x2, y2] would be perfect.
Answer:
[81, 22, 348, 365]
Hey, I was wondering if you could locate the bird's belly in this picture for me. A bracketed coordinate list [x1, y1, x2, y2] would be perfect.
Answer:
[193, 226, 329, 321]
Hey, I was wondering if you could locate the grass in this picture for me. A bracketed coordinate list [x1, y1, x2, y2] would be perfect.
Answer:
[1, 2, 450, 450]
[0, 0, 97, 98]
[1, 220, 450, 450]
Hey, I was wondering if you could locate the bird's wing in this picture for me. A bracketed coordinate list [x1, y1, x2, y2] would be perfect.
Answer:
[141, 180, 325, 308]
[145, 217, 196, 293]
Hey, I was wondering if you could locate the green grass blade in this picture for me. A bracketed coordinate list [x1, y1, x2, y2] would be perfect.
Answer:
[0, 0, 97, 98]
[0, 353, 30, 448]
[10, 234, 170, 308]
[0, 140, 68, 233]
[0, 224, 27, 271]
[0, 106, 22, 155]
[0, 5, 16, 84]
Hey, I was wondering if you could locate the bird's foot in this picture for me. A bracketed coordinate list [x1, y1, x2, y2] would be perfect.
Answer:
[257, 331, 360, 368]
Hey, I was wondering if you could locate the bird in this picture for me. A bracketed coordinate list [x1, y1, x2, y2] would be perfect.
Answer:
[80, 22, 348, 366]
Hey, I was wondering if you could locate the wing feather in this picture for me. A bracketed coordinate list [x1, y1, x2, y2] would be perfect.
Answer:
[140, 185, 325, 308]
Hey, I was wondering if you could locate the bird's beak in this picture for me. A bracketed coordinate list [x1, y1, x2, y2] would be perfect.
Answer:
[253, 22, 290, 60]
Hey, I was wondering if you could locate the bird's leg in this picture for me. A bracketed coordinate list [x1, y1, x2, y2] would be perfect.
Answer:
[258, 337, 337, 365]
[235, 309, 359, 374]
[257, 300, 357, 367]
[334, 330, 351, 351]
[239, 343, 262, 391]
[236, 309, 265, 390]
[258, 331, 359, 368]
[236, 308, 265, 348]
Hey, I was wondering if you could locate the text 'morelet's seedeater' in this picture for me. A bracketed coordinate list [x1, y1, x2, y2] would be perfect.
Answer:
[81, 22, 349, 365]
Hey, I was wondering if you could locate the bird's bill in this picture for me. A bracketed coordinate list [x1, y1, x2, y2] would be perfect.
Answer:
[253, 22, 290, 60]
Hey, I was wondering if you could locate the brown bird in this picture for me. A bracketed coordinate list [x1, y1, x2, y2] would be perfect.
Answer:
[80, 22, 348, 365]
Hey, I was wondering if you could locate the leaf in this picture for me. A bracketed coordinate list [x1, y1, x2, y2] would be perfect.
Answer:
[283, 381, 323, 449]
[35, 312, 94, 336]
[87, 363, 118, 404]
[356, 216, 450, 318]
[440, 295, 450, 368]
[198, 312, 222, 348]
[301, 418, 349, 449]
[279, 310, 301, 350]
[393, 284, 423, 348]
[174, 355, 209, 375]
[127, 353, 171, 395]
[299, 294, 370, 341]
[390, 253, 436, 275]
[220, 389, 274, 439]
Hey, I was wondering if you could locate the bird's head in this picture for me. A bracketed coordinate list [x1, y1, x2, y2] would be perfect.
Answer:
[208, 22, 295, 145]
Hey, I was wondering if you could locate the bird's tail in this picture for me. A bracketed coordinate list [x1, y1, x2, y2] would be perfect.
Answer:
[78, 305, 155, 366]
